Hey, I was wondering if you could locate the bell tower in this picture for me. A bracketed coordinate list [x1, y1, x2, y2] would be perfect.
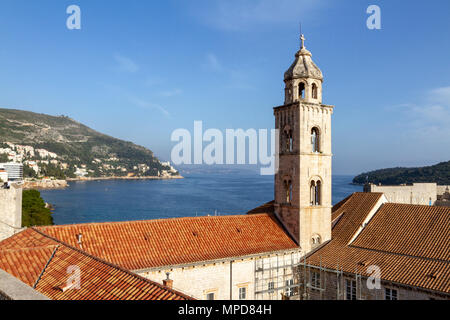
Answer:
[274, 34, 333, 254]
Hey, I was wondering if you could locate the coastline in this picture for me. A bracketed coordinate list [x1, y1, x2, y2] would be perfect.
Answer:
[23, 175, 184, 190]
[66, 175, 184, 182]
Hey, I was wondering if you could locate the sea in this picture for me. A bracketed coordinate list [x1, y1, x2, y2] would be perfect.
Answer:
[40, 167, 362, 225]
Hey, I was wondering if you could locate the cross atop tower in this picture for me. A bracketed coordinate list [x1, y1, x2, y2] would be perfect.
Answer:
[300, 34, 306, 49]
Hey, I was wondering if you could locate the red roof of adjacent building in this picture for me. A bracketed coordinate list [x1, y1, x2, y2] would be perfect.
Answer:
[36, 214, 298, 271]
[0, 228, 192, 300]
[305, 193, 450, 294]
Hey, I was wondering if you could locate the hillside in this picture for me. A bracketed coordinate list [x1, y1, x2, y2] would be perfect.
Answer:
[353, 161, 450, 185]
[0, 108, 179, 179]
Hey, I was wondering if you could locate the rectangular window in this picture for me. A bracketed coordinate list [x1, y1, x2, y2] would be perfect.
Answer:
[239, 287, 246, 300]
[311, 271, 320, 289]
[206, 293, 215, 300]
[345, 279, 357, 300]
[268, 282, 275, 292]
[285, 279, 294, 297]
[385, 288, 398, 300]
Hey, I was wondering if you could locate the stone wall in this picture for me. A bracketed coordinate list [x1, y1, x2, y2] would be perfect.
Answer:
[365, 183, 437, 206]
[138, 250, 301, 300]
[0, 184, 22, 241]
[0, 270, 50, 300]
[295, 268, 448, 300]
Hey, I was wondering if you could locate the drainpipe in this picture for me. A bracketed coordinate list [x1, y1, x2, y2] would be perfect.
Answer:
[230, 260, 233, 300]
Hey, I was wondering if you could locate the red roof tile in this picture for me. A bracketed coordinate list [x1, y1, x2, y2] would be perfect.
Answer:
[36, 214, 298, 270]
[306, 193, 450, 294]
[0, 229, 193, 300]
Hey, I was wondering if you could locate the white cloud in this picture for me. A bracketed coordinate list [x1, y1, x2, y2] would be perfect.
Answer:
[113, 54, 139, 73]
[204, 53, 223, 72]
[160, 89, 183, 97]
[194, 0, 328, 31]
[145, 76, 165, 87]
[395, 86, 450, 141]
[202, 52, 253, 90]
[429, 86, 450, 105]
[129, 96, 170, 117]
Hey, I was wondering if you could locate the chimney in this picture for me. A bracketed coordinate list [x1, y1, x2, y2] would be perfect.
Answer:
[162, 272, 173, 289]
[76, 233, 83, 250]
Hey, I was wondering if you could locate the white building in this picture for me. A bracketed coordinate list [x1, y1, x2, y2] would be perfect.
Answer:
[0, 163, 23, 181]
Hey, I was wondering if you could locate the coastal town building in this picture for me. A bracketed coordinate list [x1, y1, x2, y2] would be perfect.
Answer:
[32, 215, 301, 300]
[0, 183, 22, 242]
[364, 182, 450, 207]
[0, 34, 448, 300]
[0, 163, 23, 181]
[0, 169, 8, 183]
[437, 186, 450, 207]
[295, 192, 449, 300]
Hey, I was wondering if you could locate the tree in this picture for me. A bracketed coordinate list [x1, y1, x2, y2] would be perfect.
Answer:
[22, 190, 54, 227]
[23, 164, 38, 178]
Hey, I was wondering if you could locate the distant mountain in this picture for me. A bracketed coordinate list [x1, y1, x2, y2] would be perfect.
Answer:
[0, 108, 179, 179]
[353, 161, 450, 185]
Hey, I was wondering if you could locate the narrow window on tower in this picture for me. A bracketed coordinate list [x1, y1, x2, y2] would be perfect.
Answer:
[311, 127, 320, 153]
[312, 83, 318, 99]
[285, 180, 293, 204]
[299, 82, 305, 99]
[310, 181, 316, 206]
[315, 180, 322, 206]
[289, 130, 293, 152]
[289, 183, 293, 204]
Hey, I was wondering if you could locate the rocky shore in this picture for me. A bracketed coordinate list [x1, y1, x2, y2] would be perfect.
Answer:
[66, 175, 184, 182]
[23, 179, 68, 190]
[22, 175, 183, 190]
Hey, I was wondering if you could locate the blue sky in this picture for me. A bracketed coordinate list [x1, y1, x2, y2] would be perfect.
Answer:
[0, 0, 449, 175]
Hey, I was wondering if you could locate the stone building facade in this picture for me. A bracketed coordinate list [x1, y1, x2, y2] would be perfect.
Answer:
[139, 250, 301, 300]
[295, 268, 448, 300]
[0, 184, 22, 241]
[274, 34, 333, 254]
[364, 183, 437, 206]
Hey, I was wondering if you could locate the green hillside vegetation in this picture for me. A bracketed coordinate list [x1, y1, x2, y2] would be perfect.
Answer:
[0, 108, 178, 179]
[22, 190, 54, 227]
[353, 161, 450, 185]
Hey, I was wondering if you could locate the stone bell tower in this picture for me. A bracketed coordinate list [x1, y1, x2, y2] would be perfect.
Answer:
[274, 34, 334, 255]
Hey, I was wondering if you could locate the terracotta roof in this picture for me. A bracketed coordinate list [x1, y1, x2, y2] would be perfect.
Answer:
[306, 193, 450, 294]
[36, 214, 298, 271]
[351, 203, 450, 261]
[0, 229, 192, 300]
[247, 201, 275, 214]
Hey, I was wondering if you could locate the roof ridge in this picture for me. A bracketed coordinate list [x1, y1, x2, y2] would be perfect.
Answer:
[36, 213, 271, 230]
[348, 244, 450, 264]
[384, 202, 450, 210]
[0, 245, 57, 253]
[33, 244, 59, 289]
[30, 227, 194, 300]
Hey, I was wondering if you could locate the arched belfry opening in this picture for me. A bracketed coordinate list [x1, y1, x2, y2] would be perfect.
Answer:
[310, 179, 322, 206]
[311, 127, 320, 153]
[283, 126, 293, 153]
[312, 83, 318, 99]
[298, 82, 305, 99]
[284, 179, 293, 204]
